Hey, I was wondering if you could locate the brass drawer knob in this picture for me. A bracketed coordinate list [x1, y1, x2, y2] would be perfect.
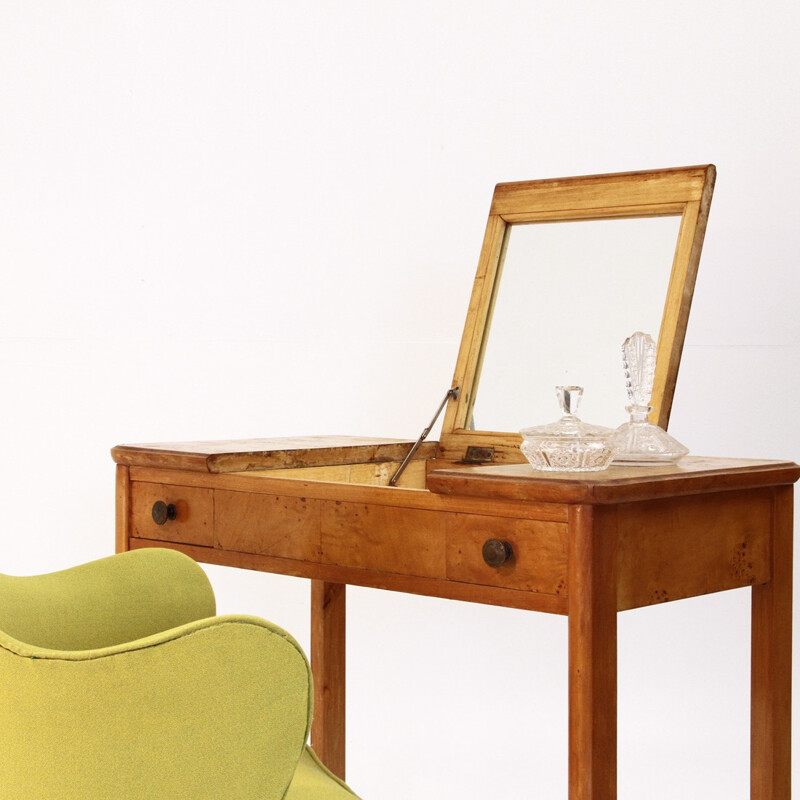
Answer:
[482, 538, 513, 568]
[152, 501, 177, 525]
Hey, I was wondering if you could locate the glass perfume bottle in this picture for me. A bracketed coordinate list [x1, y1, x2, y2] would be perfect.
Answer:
[610, 332, 689, 464]
[520, 386, 615, 472]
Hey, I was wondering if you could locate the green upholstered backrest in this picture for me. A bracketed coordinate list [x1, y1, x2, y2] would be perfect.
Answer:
[0, 549, 362, 798]
[0, 615, 313, 799]
[0, 548, 216, 650]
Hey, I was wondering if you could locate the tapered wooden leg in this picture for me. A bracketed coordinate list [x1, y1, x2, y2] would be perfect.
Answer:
[311, 580, 347, 780]
[751, 486, 793, 800]
[568, 505, 618, 800]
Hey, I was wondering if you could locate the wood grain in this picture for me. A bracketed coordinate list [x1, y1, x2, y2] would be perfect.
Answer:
[568, 504, 618, 800]
[751, 486, 793, 800]
[244, 458, 427, 488]
[616, 490, 772, 610]
[115, 464, 130, 553]
[490, 166, 710, 218]
[311, 580, 346, 780]
[112, 436, 436, 473]
[435, 431, 526, 466]
[498, 201, 687, 224]
[115, 437, 798, 800]
[214, 490, 321, 561]
[445, 513, 567, 595]
[427, 457, 800, 505]
[440, 213, 507, 437]
[127, 538, 569, 614]
[439, 165, 715, 460]
[320, 501, 447, 579]
[127, 464, 569, 522]
[651, 164, 715, 430]
[129, 481, 214, 546]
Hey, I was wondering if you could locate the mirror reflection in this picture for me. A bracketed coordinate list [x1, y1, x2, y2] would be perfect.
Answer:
[468, 215, 683, 432]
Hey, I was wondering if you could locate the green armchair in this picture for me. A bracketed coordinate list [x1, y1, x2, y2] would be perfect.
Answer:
[0, 548, 359, 799]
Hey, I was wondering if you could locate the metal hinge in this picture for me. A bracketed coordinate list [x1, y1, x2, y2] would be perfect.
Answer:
[388, 386, 461, 486]
[461, 446, 495, 464]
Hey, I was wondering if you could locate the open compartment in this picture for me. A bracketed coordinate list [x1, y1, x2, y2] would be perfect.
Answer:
[114, 165, 716, 494]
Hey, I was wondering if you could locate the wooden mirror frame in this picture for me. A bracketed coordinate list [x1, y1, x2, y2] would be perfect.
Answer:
[437, 165, 716, 465]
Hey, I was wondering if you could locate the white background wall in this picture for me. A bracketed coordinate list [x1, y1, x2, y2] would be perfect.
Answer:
[1, 2, 798, 797]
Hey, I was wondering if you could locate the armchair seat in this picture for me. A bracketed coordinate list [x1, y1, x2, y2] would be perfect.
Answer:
[287, 747, 359, 799]
[0, 548, 359, 799]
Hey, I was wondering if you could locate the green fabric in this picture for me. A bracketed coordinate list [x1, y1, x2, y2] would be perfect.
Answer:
[0, 614, 311, 799]
[0, 549, 360, 798]
[0, 548, 216, 650]
[285, 747, 361, 799]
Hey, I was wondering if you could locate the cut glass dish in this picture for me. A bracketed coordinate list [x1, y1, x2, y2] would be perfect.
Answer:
[520, 386, 615, 472]
[610, 331, 689, 464]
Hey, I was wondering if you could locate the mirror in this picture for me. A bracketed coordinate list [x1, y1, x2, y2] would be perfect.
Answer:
[469, 215, 683, 431]
[439, 165, 716, 465]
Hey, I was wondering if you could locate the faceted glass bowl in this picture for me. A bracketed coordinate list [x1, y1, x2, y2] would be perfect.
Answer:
[520, 435, 615, 472]
[519, 386, 616, 473]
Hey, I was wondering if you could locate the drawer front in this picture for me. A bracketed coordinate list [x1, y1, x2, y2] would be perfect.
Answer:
[130, 481, 214, 546]
[446, 514, 567, 594]
[320, 501, 447, 579]
[215, 490, 321, 561]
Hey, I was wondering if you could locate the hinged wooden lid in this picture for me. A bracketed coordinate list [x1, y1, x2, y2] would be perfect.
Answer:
[437, 165, 716, 465]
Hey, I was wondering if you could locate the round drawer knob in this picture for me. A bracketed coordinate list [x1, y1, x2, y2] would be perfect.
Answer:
[482, 538, 513, 568]
[152, 501, 177, 525]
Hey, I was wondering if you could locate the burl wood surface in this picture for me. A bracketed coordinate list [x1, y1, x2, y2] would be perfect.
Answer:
[113, 444, 799, 796]
[427, 456, 800, 504]
[751, 485, 793, 800]
[112, 436, 437, 473]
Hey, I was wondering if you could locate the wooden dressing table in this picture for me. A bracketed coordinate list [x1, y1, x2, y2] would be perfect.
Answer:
[112, 443, 798, 799]
[113, 167, 798, 798]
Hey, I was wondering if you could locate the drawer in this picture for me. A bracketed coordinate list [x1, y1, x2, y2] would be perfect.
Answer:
[320, 501, 447, 579]
[130, 481, 215, 546]
[446, 514, 567, 595]
[215, 490, 321, 561]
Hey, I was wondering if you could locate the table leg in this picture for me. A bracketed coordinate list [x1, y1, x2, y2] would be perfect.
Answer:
[568, 505, 618, 800]
[311, 580, 347, 780]
[115, 464, 131, 553]
[751, 486, 793, 800]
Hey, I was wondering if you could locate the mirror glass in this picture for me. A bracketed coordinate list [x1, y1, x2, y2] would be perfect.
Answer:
[468, 215, 683, 432]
